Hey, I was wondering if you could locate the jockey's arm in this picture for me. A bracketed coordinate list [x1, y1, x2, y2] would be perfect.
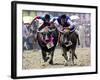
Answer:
[67, 19, 75, 30]
[33, 16, 43, 21]
[30, 16, 44, 25]
[50, 17, 57, 23]
[54, 19, 63, 32]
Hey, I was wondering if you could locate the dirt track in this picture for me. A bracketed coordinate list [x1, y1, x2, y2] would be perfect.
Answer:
[22, 48, 90, 69]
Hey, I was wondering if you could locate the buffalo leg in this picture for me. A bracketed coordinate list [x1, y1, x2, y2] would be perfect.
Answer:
[49, 51, 54, 65]
[42, 50, 48, 62]
[63, 48, 68, 61]
[72, 47, 77, 59]
[71, 49, 77, 65]
[62, 48, 69, 66]
[74, 51, 77, 59]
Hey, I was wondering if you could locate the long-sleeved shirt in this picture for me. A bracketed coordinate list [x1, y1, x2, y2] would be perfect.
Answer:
[53, 16, 75, 32]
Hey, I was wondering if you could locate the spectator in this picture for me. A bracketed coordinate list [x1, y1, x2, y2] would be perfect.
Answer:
[22, 23, 30, 50]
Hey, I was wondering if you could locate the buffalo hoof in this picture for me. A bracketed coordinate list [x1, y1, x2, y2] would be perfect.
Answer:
[68, 63, 73, 66]
[69, 61, 75, 66]
[64, 62, 68, 66]
[62, 53, 64, 56]
[42, 62, 48, 67]
[49, 61, 53, 65]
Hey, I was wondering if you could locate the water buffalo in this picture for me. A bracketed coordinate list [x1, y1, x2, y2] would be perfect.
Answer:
[60, 31, 80, 66]
[37, 26, 59, 65]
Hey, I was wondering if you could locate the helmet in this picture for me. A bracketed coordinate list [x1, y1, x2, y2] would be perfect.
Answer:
[44, 14, 50, 20]
[60, 14, 66, 19]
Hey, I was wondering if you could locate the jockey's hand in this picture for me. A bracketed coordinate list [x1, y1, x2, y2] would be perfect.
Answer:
[63, 29, 70, 33]
[65, 29, 70, 32]
[63, 27, 70, 33]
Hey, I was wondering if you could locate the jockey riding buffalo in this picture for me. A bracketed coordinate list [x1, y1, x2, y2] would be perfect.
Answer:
[33, 14, 59, 65]
[53, 14, 80, 65]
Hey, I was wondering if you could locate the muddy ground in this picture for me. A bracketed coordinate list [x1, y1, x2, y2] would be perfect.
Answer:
[22, 48, 90, 69]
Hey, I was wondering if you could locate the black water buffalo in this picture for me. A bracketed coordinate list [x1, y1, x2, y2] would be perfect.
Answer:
[37, 26, 59, 65]
[60, 31, 80, 66]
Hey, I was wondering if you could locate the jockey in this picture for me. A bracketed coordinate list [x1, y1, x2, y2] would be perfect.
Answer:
[32, 14, 55, 48]
[31, 14, 51, 32]
[53, 14, 76, 47]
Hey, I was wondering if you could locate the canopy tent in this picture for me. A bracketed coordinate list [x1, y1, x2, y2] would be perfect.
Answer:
[70, 15, 80, 20]
[23, 16, 34, 24]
